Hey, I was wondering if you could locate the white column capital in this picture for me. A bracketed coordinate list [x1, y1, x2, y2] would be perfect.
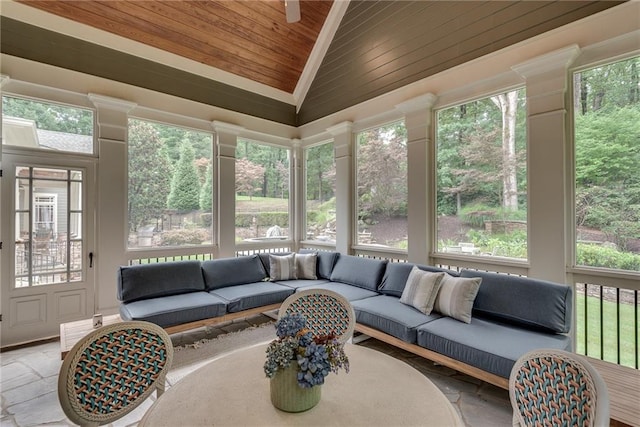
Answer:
[395, 93, 438, 114]
[88, 93, 136, 113]
[326, 121, 353, 136]
[0, 74, 11, 88]
[212, 120, 245, 135]
[512, 45, 581, 78]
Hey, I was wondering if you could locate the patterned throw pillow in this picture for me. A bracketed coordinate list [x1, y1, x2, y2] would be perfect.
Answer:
[269, 253, 297, 281]
[434, 273, 482, 323]
[399, 266, 445, 315]
[296, 253, 318, 280]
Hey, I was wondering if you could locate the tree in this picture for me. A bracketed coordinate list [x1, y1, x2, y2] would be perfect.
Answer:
[236, 157, 265, 200]
[128, 120, 172, 232]
[306, 143, 335, 203]
[200, 162, 213, 211]
[357, 123, 407, 218]
[3, 96, 93, 135]
[491, 91, 519, 211]
[167, 142, 201, 211]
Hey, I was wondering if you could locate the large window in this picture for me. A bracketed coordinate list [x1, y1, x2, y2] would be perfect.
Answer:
[574, 56, 640, 272]
[127, 119, 213, 249]
[356, 121, 408, 248]
[235, 139, 290, 242]
[305, 141, 336, 242]
[2, 96, 94, 154]
[436, 89, 527, 259]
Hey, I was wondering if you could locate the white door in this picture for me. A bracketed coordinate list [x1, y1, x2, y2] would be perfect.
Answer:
[1, 155, 95, 347]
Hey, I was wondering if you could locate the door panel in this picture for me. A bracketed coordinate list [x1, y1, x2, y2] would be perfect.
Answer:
[1, 156, 95, 347]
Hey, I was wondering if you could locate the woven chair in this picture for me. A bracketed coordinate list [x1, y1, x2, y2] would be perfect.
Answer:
[278, 288, 356, 344]
[58, 321, 173, 426]
[509, 348, 609, 427]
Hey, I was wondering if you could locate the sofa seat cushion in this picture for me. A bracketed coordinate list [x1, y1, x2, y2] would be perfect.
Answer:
[202, 255, 267, 290]
[330, 255, 387, 291]
[296, 282, 379, 302]
[275, 279, 331, 290]
[210, 282, 294, 313]
[461, 270, 572, 333]
[352, 295, 442, 343]
[119, 291, 226, 327]
[117, 261, 205, 303]
[416, 317, 572, 379]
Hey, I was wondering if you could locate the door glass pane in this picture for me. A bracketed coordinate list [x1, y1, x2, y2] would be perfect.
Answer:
[13, 166, 84, 287]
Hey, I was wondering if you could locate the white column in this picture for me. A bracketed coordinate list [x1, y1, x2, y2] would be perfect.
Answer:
[512, 45, 580, 283]
[396, 93, 438, 264]
[88, 93, 136, 313]
[327, 122, 353, 254]
[212, 121, 243, 258]
[291, 139, 303, 249]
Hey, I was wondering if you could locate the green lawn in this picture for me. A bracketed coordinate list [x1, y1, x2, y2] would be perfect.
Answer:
[575, 292, 639, 368]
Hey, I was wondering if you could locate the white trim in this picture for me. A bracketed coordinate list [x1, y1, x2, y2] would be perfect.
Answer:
[294, 0, 351, 111]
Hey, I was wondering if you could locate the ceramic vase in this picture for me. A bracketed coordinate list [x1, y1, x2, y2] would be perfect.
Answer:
[270, 364, 321, 412]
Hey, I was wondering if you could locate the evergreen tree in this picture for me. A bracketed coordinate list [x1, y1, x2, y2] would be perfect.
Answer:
[128, 120, 172, 231]
[167, 142, 201, 212]
[200, 162, 213, 211]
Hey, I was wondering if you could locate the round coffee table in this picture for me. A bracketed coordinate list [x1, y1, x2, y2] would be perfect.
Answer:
[140, 343, 463, 426]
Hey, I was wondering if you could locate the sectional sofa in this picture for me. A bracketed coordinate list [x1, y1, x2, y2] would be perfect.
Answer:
[117, 250, 572, 389]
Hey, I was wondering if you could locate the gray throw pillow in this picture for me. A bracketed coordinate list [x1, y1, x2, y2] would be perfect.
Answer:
[269, 253, 297, 281]
[399, 266, 445, 315]
[433, 274, 482, 323]
[296, 253, 317, 280]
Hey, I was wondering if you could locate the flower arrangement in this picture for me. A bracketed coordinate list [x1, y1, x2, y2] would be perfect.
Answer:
[264, 313, 349, 388]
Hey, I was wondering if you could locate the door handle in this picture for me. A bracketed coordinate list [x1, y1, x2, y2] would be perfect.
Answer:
[89, 252, 94, 268]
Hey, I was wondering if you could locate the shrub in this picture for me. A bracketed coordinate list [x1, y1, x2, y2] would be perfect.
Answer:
[161, 228, 208, 246]
[235, 212, 289, 228]
[577, 243, 640, 271]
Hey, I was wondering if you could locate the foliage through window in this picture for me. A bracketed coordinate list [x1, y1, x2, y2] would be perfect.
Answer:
[127, 119, 213, 249]
[2, 96, 94, 154]
[305, 142, 336, 242]
[574, 56, 640, 272]
[436, 89, 527, 259]
[356, 121, 408, 249]
[236, 139, 290, 242]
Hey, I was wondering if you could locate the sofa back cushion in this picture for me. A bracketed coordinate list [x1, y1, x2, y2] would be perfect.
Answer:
[202, 255, 267, 290]
[379, 262, 459, 297]
[258, 252, 291, 278]
[460, 269, 572, 333]
[117, 260, 205, 303]
[299, 249, 339, 280]
[330, 254, 387, 291]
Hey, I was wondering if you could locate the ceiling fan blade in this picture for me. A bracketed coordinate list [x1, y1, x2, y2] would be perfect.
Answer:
[285, 0, 301, 23]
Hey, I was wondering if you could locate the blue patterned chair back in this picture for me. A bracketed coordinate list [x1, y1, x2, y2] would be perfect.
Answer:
[58, 321, 173, 426]
[279, 289, 355, 344]
[509, 349, 609, 427]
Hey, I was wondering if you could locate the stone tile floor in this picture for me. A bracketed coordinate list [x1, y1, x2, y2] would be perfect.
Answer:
[1, 314, 512, 426]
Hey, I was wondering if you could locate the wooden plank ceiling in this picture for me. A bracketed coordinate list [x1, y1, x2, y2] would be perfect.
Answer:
[18, 0, 333, 94]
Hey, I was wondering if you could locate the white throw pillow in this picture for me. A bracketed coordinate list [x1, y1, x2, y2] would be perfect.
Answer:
[399, 266, 445, 315]
[295, 253, 318, 280]
[433, 273, 482, 323]
[269, 253, 297, 281]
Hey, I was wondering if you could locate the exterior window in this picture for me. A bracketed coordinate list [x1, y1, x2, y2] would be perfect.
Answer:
[2, 96, 94, 154]
[236, 139, 290, 242]
[127, 119, 213, 249]
[356, 121, 408, 248]
[305, 141, 336, 242]
[574, 56, 640, 272]
[436, 89, 527, 259]
[14, 167, 84, 287]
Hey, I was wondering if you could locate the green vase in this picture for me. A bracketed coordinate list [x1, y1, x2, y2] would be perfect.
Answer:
[270, 364, 321, 412]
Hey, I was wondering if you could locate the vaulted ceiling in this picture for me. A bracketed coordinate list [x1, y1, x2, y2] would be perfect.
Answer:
[1, 1, 626, 126]
[17, 0, 334, 94]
